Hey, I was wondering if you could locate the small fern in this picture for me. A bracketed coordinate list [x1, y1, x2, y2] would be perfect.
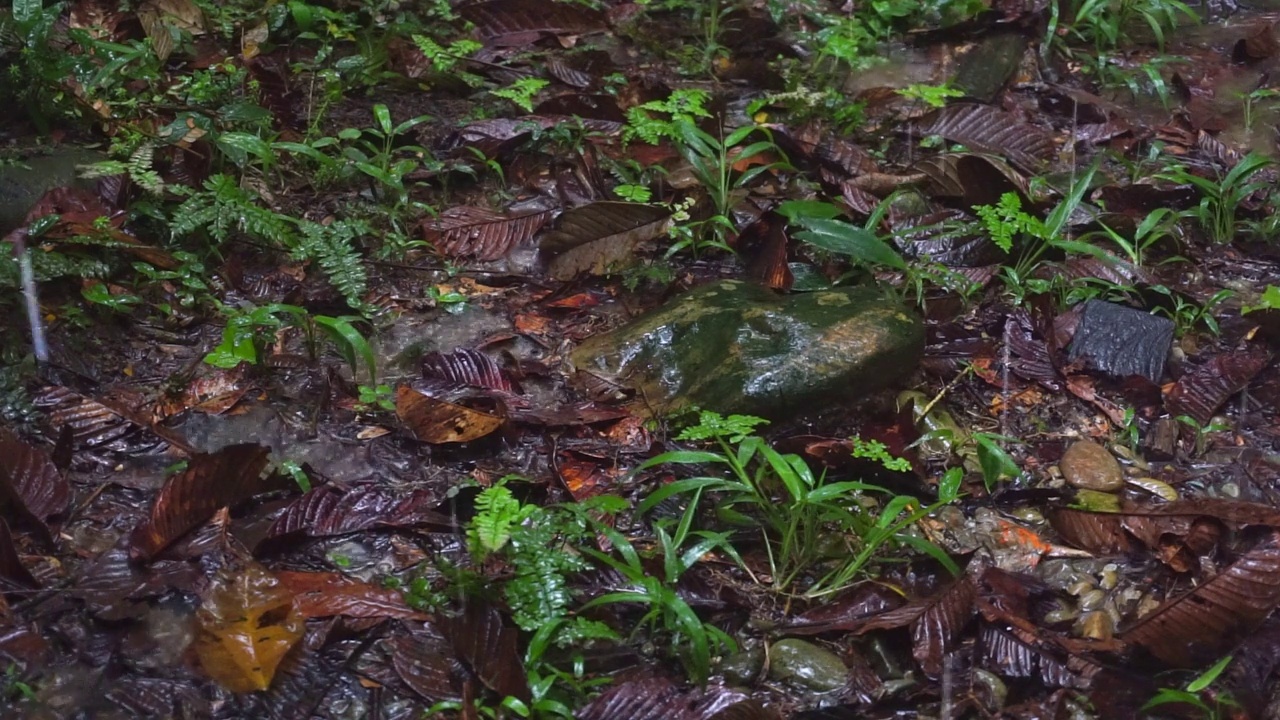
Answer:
[465, 478, 598, 632]
[468, 483, 524, 556]
[296, 219, 369, 308]
[171, 174, 367, 308]
[79, 142, 165, 194]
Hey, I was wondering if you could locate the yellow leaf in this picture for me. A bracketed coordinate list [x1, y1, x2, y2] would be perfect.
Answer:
[194, 564, 304, 693]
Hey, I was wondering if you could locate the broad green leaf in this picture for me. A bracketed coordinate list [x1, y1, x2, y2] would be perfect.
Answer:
[776, 200, 843, 221]
[793, 217, 906, 269]
[372, 104, 393, 135]
[313, 315, 376, 384]
[12, 0, 42, 23]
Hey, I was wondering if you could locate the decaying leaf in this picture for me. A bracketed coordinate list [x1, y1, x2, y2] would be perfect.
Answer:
[443, 602, 530, 703]
[395, 386, 504, 444]
[857, 575, 977, 677]
[194, 564, 305, 693]
[539, 202, 671, 280]
[460, 0, 607, 47]
[421, 348, 518, 393]
[260, 482, 452, 547]
[913, 153, 1031, 210]
[1165, 347, 1272, 425]
[277, 570, 429, 620]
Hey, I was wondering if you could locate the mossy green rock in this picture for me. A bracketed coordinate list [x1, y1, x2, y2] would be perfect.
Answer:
[572, 281, 923, 418]
[768, 638, 849, 692]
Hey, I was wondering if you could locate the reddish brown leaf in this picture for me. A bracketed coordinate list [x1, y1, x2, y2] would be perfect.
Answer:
[1046, 507, 1135, 554]
[784, 585, 904, 634]
[740, 213, 793, 291]
[395, 386, 504, 444]
[1165, 347, 1271, 425]
[910, 104, 1054, 171]
[978, 623, 1099, 689]
[460, 0, 606, 47]
[0, 519, 37, 589]
[277, 571, 429, 620]
[129, 444, 271, 562]
[914, 152, 1030, 210]
[857, 575, 978, 677]
[34, 384, 194, 454]
[421, 348, 518, 393]
[0, 427, 69, 525]
[261, 482, 452, 545]
[443, 602, 530, 703]
[1121, 532, 1280, 667]
[421, 206, 553, 261]
[534, 93, 625, 122]
[386, 630, 463, 703]
[105, 677, 209, 718]
[576, 675, 696, 720]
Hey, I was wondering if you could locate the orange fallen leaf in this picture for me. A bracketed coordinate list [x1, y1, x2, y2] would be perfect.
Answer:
[194, 564, 304, 693]
[395, 386, 503, 444]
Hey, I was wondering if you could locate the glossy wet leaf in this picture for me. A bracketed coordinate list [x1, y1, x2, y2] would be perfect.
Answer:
[194, 564, 305, 693]
[707, 700, 784, 720]
[1165, 347, 1271, 425]
[0, 427, 69, 525]
[910, 103, 1054, 171]
[421, 348, 518, 393]
[261, 482, 452, 545]
[1121, 532, 1280, 667]
[857, 575, 977, 677]
[576, 675, 696, 720]
[460, 0, 607, 46]
[395, 385, 504, 444]
[442, 601, 530, 703]
[276, 570, 429, 620]
[129, 444, 271, 562]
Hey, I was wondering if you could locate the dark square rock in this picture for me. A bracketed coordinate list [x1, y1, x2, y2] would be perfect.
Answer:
[1068, 300, 1175, 383]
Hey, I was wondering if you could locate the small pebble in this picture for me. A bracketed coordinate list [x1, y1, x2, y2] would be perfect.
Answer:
[1078, 589, 1107, 612]
[1077, 610, 1114, 641]
[1060, 440, 1125, 492]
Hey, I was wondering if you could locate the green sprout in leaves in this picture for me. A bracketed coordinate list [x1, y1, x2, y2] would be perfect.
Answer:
[850, 437, 911, 472]
[491, 77, 550, 114]
[897, 82, 964, 108]
[975, 192, 1042, 254]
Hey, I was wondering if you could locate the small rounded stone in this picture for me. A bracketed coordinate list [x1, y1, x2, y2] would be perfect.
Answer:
[1060, 440, 1125, 492]
[768, 639, 849, 692]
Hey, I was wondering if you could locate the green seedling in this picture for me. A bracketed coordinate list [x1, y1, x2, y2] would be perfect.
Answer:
[1142, 654, 1239, 719]
[634, 410, 958, 598]
[1158, 154, 1274, 245]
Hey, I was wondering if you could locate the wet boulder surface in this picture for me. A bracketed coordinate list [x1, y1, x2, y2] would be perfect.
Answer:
[572, 280, 925, 418]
